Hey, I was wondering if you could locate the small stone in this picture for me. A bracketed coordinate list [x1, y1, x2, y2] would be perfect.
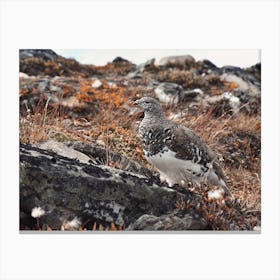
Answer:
[92, 79, 102, 88]
[19, 72, 29, 79]
[96, 138, 105, 147]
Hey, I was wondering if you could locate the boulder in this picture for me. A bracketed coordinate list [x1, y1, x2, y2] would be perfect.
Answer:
[127, 58, 156, 79]
[20, 143, 207, 230]
[157, 55, 196, 68]
[137, 58, 156, 72]
[155, 82, 203, 105]
[218, 66, 261, 95]
[181, 88, 204, 102]
[64, 141, 157, 179]
[154, 82, 183, 104]
[112, 57, 131, 64]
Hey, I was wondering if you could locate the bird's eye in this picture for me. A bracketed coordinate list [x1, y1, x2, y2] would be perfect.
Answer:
[145, 101, 150, 104]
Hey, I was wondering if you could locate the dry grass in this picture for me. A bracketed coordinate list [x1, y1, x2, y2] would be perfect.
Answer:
[20, 97, 261, 217]
[183, 108, 261, 213]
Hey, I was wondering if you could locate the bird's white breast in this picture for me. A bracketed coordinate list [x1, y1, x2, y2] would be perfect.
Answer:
[145, 147, 204, 186]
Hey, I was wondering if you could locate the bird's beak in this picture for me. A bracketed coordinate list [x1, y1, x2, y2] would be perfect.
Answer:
[132, 100, 143, 115]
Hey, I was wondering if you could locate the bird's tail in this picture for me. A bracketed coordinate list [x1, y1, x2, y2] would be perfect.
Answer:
[219, 178, 233, 198]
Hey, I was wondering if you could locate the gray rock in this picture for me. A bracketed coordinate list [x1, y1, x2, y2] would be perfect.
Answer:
[37, 141, 94, 164]
[112, 57, 131, 64]
[155, 83, 203, 104]
[126, 71, 143, 79]
[154, 82, 184, 104]
[64, 141, 157, 179]
[200, 59, 218, 71]
[157, 55, 195, 68]
[137, 58, 156, 73]
[91, 79, 103, 88]
[181, 88, 204, 102]
[218, 65, 261, 95]
[128, 210, 207, 230]
[127, 58, 156, 79]
[20, 143, 206, 230]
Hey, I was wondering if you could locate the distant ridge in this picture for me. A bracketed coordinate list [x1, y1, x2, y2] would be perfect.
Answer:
[20, 49, 58, 61]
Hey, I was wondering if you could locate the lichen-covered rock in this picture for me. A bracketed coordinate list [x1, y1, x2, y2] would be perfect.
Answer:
[128, 209, 207, 230]
[20, 143, 206, 230]
[64, 142, 156, 179]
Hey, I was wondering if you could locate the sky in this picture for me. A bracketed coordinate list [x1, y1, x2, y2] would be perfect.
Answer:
[54, 49, 260, 68]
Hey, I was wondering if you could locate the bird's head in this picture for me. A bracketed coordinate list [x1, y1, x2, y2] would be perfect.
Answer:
[134, 97, 164, 116]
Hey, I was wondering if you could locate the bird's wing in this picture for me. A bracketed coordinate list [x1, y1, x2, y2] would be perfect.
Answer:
[175, 125, 227, 182]
[166, 125, 215, 163]
[165, 124, 229, 192]
[166, 125, 226, 176]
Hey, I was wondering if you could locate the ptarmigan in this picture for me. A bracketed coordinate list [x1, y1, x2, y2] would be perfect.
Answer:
[134, 96, 231, 196]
